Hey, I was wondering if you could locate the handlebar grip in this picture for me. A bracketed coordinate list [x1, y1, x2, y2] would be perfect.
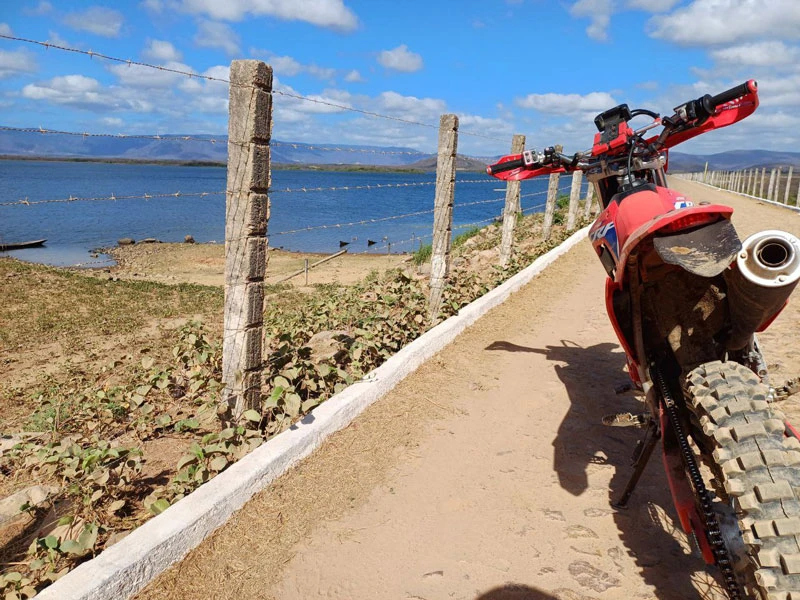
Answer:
[709, 80, 757, 109]
[487, 157, 525, 176]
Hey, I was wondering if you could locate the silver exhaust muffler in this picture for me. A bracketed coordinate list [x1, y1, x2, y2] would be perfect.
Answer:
[725, 229, 800, 350]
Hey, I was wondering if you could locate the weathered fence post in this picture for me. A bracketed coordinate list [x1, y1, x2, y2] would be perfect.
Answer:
[796, 178, 800, 206]
[429, 114, 458, 321]
[582, 183, 595, 219]
[703, 161, 708, 183]
[223, 60, 272, 420]
[566, 170, 582, 231]
[499, 134, 525, 268]
[768, 168, 778, 201]
[759, 168, 767, 197]
[785, 167, 794, 204]
[542, 172, 560, 241]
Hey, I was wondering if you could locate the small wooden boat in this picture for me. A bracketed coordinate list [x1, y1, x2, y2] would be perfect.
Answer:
[0, 239, 47, 251]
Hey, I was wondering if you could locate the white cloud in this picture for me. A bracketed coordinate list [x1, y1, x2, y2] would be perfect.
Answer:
[626, 0, 679, 11]
[194, 20, 241, 56]
[377, 45, 423, 73]
[140, 0, 164, 12]
[306, 64, 336, 80]
[110, 61, 194, 88]
[268, 55, 303, 76]
[22, 1, 52, 16]
[569, 0, 614, 42]
[0, 23, 12, 36]
[22, 74, 108, 110]
[648, 0, 800, 46]
[143, 39, 183, 62]
[377, 91, 444, 116]
[0, 49, 38, 79]
[63, 6, 125, 38]
[46, 30, 70, 47]
[176, 0, 358, 31]
[344, 69, 364, 82]
[711, 41, 800, 67]
[457, 114, 514, 142]
[515, 91, 617, 115]
[101, 117, 124, 127]
[250, 50, 338, 81]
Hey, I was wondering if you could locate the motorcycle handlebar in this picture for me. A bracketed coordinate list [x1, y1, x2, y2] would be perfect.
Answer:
[709, 79, 757, 109]
[486, 157, 526, 176]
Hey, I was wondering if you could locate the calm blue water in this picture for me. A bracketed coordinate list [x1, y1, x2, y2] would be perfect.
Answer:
[0, 160, 564, 267]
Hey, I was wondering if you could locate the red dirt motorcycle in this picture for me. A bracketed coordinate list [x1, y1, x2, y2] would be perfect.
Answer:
[488, 80, 800, 599]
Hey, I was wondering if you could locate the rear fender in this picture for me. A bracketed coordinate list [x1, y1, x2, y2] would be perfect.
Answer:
[616, 203, 735, 285]
[653, 219, 742, 278]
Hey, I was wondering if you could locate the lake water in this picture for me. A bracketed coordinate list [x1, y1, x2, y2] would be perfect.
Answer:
[0, 160, 571, 267]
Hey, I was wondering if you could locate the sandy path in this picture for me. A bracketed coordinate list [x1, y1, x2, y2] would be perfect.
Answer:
[138, 179, 800, 600]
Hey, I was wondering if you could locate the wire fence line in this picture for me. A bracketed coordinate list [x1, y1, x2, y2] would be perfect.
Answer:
[1, 178, 502, 207]
[521, 201, 549, 215]
[0, 190, 226, 207]
[0, 34, 510, 143]
[355, 232, 434, 254]
[0, 34, 235, 85]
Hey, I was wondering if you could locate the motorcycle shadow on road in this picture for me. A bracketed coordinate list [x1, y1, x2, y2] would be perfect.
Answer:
[486, 339, 726, 600]
[473, 584, 558, 599]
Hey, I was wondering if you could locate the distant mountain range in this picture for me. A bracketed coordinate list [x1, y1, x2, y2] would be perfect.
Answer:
[2, 129, 799, 173]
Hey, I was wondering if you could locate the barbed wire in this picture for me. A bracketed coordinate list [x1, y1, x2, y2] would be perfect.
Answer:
[355, 232, 433, 254]
[270, 208, 436, 237]
[0, 190, 224, 207]
[0, 177, 500, 207]
[521, 201, 548, 215]
[271, 181, 434, 195]
[454, 216, 500, 231]
[0, 34, 234, 85]
[271, 178, 491, 195]
[0, 34, 509, 143]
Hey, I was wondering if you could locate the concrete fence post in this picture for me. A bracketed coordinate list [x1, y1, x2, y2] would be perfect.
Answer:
[223, 60, 272, 420]
[429, 114, 458, 321]
[784, 167, 794, 204]
[499, 134, 525, 268]
[582, 182, 595, 219]
[566, 170, 582, 231]
[796, 178, 800, 207]
[760, 168, 767, 197]
[542, 172, 560, 241]
[703, 161, 708, 183]
[767, 168, 778, 201]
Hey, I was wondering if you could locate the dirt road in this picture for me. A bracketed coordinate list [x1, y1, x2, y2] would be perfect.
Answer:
[137, 179, 800, 600]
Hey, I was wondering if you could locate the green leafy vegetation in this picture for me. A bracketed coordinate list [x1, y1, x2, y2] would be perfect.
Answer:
[0, 203, 590, 594]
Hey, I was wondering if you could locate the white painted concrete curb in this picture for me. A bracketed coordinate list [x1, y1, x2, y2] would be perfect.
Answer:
[38, 226, 591, 600]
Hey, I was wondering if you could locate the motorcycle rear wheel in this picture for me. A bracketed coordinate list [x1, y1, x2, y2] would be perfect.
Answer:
[686, 360, 800, 599]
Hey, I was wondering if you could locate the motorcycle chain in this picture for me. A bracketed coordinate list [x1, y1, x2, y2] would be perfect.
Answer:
[652, 367, 743, 600]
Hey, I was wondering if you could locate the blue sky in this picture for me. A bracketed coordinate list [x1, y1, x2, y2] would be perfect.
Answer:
[0, 0, 798, 157]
